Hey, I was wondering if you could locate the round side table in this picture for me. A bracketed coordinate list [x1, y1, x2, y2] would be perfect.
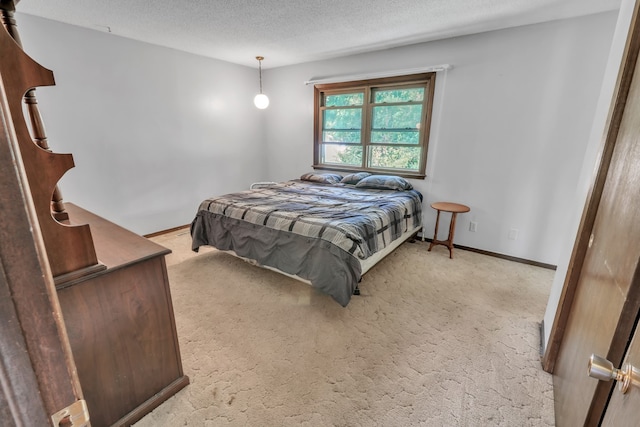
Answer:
[428, 202, 470, 259]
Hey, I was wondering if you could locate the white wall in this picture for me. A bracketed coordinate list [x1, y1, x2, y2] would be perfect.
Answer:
[14, 7, 629, 356]
[17, 13, 267, 235]
[14, 11, 618, 267]
[543, 0, 636, 353]
[263, 12, 618, 265]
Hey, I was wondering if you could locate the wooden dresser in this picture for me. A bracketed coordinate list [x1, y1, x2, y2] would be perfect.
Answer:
[0, 4, 188, 424]
[56, 204, 189, 426]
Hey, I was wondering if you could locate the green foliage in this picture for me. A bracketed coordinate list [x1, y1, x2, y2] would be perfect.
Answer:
[335, 145, 420, 171]
[323, 87, 425, 171]
[336, 145, 363, 166]
[370, 146, 420, 170]
[372, 105, 422, 141]
[325, 93, 364, 107]
[373, 88, 424, 103]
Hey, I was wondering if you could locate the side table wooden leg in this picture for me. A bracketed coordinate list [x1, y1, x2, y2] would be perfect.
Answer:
[447, 212, 458, 259]
[428, 210, 441, 252]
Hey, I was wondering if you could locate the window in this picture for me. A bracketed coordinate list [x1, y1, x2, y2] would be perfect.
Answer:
[313, 73, 435, 179]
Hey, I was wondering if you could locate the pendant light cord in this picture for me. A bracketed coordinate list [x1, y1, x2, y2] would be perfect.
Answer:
[257, 56, 264, 94]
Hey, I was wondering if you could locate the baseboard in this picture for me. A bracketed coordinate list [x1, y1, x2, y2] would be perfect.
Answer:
[417, 234, 557, 270]
[539, 320, 545, 357]
[144, 224, 190, 238]
[150, 227, 556, 270]
[111, 375, 190, 426]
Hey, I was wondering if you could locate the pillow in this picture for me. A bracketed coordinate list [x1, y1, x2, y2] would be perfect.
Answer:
[355, 175, 413, 191]
[300, 172, 343, 184]
[340, 172, 371, 185]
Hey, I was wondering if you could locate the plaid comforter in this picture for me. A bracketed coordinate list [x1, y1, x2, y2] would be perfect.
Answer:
[195, 180, 423, 260]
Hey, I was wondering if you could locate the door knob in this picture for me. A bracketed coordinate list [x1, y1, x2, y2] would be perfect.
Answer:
[588, 354, 640, 394]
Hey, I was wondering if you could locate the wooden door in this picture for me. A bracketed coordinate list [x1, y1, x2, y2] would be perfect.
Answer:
[552, 3, 640, 424]
[600, 322, 640, 426]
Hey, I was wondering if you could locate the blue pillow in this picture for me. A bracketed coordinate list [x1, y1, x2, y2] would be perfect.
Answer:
[300, 172, 343, 184]
[355, 175, 413, 191]
[340, 172, 371, 185]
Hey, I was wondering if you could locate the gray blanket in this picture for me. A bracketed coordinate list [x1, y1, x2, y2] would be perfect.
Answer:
[191, 180, 423, 306]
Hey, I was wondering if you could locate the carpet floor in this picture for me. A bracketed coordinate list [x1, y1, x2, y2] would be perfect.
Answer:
[134, 230, 555, 426]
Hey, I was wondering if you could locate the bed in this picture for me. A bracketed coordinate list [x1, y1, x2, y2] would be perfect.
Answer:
[190, 173, 423, 306]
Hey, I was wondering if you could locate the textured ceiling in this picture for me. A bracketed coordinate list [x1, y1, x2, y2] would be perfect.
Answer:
[16, 0, 621, 69]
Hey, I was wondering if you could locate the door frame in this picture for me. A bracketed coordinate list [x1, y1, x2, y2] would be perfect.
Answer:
[543, 0, 640, 373]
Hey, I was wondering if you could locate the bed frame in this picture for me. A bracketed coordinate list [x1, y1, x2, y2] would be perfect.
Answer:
[192, 181, 422, 295]
[223, 224, 422, 296]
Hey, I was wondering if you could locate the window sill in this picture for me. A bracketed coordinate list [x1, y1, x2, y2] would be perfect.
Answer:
[312, 165, 426, 180]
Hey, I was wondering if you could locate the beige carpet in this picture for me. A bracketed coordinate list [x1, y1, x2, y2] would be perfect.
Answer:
[135, 230, 555, 426]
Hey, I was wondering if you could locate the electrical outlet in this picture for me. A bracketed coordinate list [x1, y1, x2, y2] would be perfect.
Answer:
[469, 221, 477, 232]
[508, 228, 519, 240]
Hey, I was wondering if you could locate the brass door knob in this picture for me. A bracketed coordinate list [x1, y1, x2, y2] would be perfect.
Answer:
[588, 354, 640, 394]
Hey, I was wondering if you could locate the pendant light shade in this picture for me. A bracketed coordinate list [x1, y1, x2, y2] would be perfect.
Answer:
[254, 56, 269, 109]
[254, 93, 269, 109]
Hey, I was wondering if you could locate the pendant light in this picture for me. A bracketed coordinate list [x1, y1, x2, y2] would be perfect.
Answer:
[253, 56, 269, 109]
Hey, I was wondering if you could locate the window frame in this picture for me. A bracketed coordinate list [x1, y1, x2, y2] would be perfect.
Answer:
[313, 73, 436, 179]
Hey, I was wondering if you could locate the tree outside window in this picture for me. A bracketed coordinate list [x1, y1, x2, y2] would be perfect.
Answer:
[313, 73, 435, 178]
